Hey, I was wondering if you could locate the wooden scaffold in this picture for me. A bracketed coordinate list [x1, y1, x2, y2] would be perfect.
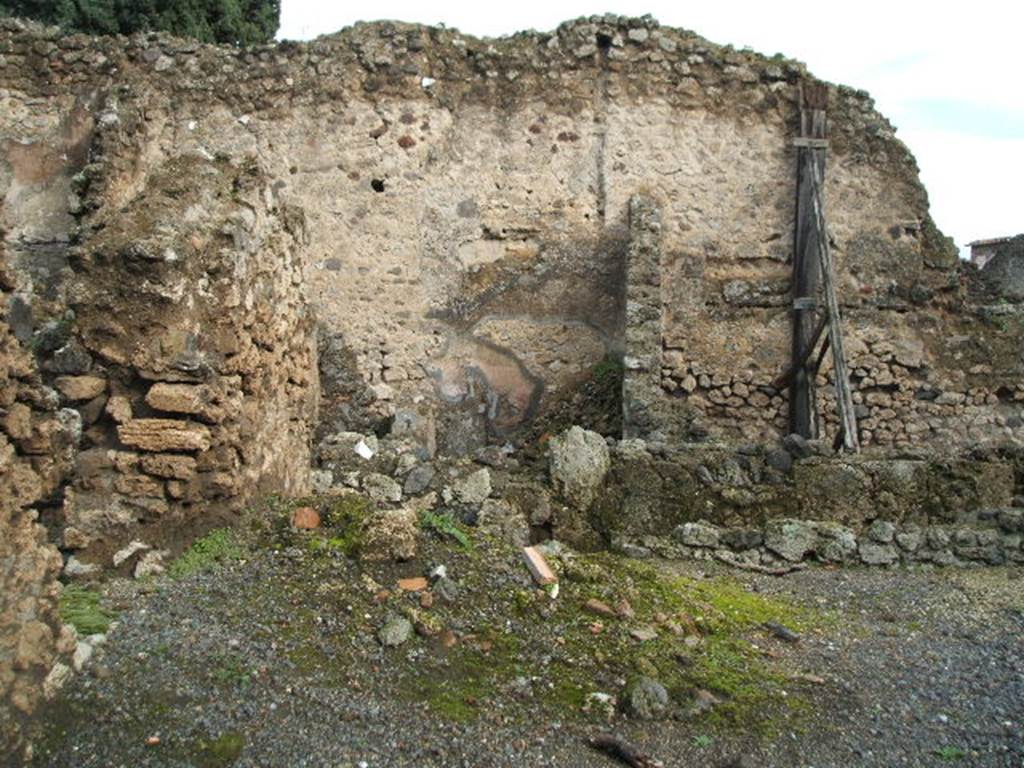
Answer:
[777, 81, 860, 453]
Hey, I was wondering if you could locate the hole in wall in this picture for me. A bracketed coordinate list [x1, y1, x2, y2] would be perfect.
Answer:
[596, 33, 613, 51]
[371, 178, 386, 193]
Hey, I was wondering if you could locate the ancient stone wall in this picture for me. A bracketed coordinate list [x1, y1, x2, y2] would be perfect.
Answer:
[0, 14, 1021, 554]
[6, 12, 1001, 461]
[0, 237, 76, 762]
[57, 155, 318, 570]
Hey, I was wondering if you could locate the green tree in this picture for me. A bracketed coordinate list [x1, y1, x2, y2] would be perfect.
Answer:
[0, 0, 280, 45]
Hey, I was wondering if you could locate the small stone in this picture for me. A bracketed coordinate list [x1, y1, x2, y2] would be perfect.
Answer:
[627, 28, 650, 43]
[54, 375, 106, 402]
[452, 468, 492, 505]
[765, 448, 793, 473]
[896, 528, 922, 552]
[623, 676, 669, 719]
[927, 527, 951, 549]
[72, 641, 93, 672]
[43, 663, 72, 700]
[859, 541, 898, 565]
[763, 621, 800, 643]
[434, 577, 459, 602]
[782, 433, 813, 459]
[64, 556, 100, 578]
[868, 520, 896, 543]
[291, 506, 320, 530]
[477, 498, 529, 546]
[815, 522, 857, 563]
[362, 508, 418, 562]
[689, 688, 722, 716]
[584, 599, 616, 618]
[721, 528, 763, 550]
[630, 626, 658, 642]
[398, 577, 428, 592]
[548, 426, 610, 510]
[378, 615, 413, 647]
[310, 469, 333, 494]
[675, 521, 720, 548]
[403, 463, 435, 495]
[997, 509, 1023, 533]
[134, 550, 166, 578]
[112, 540, 151, 568]
[363, 473, 402, 504]
[764, 519, 818, 562]
[616, 599, 635, 619]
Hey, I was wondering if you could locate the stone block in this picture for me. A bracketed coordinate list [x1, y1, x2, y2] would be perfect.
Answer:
[114, 473, 165, 497]
[139, 453, 198, 480]
[117, 419, 212, 452]
[764, 519, 817, 562]
[859, 541, 898, 565]
[675, 520, 720, 548]
[54, 375, 106, 402]
[145, 383, 224, 423]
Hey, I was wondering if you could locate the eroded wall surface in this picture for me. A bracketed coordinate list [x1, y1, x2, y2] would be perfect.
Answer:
[0, 238, 76, 763]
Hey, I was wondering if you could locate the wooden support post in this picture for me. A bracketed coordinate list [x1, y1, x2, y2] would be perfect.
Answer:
[789, 82, 829, 438]
[809, 158, 860, 453]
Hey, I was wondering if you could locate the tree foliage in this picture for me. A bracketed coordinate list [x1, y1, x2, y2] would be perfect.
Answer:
[0, 0, 280, 45]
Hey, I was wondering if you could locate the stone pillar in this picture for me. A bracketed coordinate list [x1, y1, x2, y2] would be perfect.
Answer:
[622, 196, 663, 440]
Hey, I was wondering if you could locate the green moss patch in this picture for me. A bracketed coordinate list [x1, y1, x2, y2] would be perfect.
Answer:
[59, 584, 116, 636]
[194, 731, 245, 767]
[168, 528, 245, 579]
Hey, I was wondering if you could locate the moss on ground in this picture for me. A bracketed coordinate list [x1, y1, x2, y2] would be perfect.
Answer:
[59, 584, 116, 635]
[43, 491, 826, 761]
[168, 528, 245, 579]
[194, 731, 245, 767]
[253, 508, 825, 732]
[387, 548, 827, 729]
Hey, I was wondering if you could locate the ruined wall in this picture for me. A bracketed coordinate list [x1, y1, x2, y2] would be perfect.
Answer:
[0, 238, 76, 762]
[0, 14, 1021, 560]
[2, 125, 318, 569]
[52, 155, 318, 569]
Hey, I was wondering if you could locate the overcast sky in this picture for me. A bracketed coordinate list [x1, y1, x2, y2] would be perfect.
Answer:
[279, 1, 1023, 254]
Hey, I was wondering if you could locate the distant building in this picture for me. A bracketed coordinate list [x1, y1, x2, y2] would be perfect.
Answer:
[968, 235, 1022, 269]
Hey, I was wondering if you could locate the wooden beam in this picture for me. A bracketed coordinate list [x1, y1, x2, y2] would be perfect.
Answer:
[808, 157, 860, 452]
[789, 81, 828, 438]
[773, 313, 828, 389]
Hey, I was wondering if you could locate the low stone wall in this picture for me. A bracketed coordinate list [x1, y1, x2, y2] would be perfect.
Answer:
[49, 156, 318, 571]
[635, 511, 1024, 569]
[581, 437, 1021, 546]
[0, 241, 75, 762]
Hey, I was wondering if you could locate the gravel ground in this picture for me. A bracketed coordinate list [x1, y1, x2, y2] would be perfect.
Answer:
[28, 544, 1024, 768]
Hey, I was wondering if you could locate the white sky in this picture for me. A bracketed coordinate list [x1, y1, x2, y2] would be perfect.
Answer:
[280, 1, 1023, 253]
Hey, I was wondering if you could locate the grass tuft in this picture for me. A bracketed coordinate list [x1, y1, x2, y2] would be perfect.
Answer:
[420, 510, 472, 549]
[168, 529, 244, 579]
[59, 584, 116, 636]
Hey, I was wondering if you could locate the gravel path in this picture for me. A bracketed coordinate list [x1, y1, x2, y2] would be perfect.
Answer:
[29, 549, 1024, 768]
